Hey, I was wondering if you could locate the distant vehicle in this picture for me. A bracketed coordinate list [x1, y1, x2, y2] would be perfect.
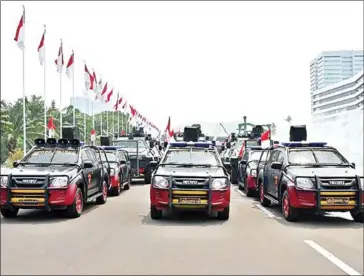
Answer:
[99, 146, 132, 196]
[0, 138, 109, 219]
[213, 136, 227, 153]
[258, 141, 364, 222]
[149, 141, 231, 220]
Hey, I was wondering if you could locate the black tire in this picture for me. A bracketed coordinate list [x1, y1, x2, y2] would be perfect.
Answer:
[1, 208, 19, 218]
[281, 190, 299, 221]
[144, 167, 152, 184]
[230, 166, 238, 184]
[238, 183, 244, 191]
[244, 177, 254, 197]
[150, 205, 162, 219]
[259, 183, 271, 207]
[96, 180, 108, 205]
[350, 210, 364, 223]
[124, 174, 131, 190]
[65, 187, 83, 218]
[217, 206, 230, 220]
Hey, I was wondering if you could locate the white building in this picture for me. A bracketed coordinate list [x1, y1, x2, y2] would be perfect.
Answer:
[311, 69, 363, 123]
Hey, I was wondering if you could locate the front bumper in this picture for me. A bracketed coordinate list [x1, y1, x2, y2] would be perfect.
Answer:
[0, 183, 78, 210]
[287, 186, 364, 212]
[109, 175, 119, 188]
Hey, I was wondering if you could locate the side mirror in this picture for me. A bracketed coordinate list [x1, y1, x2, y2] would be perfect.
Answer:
[158, 145, 163, 151]
[120, 160, 126, 165]
[271, 162, 283, 170]
[221, 145, 225, 151]
[223, 162, 231, 170]
[13, 160, 20, 167]
[83, 160, 94, 169]
[240, 160, 247, 165]
[149, 141, 155, 148]
[149, 161, 158, 170]
[351, 162, 355, 168]
[226, 142, 231, 149]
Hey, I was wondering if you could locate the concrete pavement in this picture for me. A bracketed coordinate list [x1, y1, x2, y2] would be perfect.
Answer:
[1, 184, 363, 275]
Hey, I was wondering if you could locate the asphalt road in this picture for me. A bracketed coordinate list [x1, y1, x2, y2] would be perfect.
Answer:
[1, 184, 363, 275]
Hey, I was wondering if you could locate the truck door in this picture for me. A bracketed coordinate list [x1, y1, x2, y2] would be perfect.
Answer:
[240, 151, 249, 180]
[118, 151, 128, 183]
[265, 150, 280, 196]
[80, 149, 95, 197]
[87, 149, 103, 195]
[272, 151, 284, 198]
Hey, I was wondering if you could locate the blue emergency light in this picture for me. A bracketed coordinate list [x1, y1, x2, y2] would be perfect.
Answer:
[281, 142, 327, 147]
[169, 142, 212, 148]
[99, 146, 121, 150]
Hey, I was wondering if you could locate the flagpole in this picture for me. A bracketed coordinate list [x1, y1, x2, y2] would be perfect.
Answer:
[113, 109, 115, 137]
[121, 108, 124, 135]
[84, 110, 86, 141]
[59, 39, 63, 138]
[43, 25, 47, 140]
[118, 110, 120, 136]
[106, 110, 109, 136]
[22, 6, 27, 155]
[100, 112, 103, 135]
[92, 100, 95, 129]
[72, 50, 75, 126]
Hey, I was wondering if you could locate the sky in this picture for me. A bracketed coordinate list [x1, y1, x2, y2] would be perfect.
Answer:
[1, 1, 363, 131]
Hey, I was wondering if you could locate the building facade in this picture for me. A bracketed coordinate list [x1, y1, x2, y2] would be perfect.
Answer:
[311, 69, 363, 123]
[310, 50, 363, 92]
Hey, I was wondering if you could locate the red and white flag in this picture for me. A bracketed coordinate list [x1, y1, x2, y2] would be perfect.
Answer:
[261, 129, 271, 148]
[54, 40, 64, 73]
[92, 71, 97, 88]
[47, 117, 56, 138]
[106, 89, 113, 103]
[90, 129, 96, 142]
[65, 51, 74, 79]
[84, 64, 94, 90]
[37, 26, 45, 65]
[95, 78, 103, 101]
[114, 93, 122, 111]
[122, 100, 127, 110]
[165, 116, 174, 141]
[14, 7, 25, 50]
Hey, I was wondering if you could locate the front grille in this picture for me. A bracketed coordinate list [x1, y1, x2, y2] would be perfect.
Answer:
[11, 176, 48, 188]
[172, 177, 209, 189]
[318, 177, 357, 190]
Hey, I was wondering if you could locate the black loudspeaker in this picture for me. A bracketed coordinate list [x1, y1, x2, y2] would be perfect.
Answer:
[100, 136, 110, 146]
[62, 126, 80, 140]
[290, 125, 307, 142]
[183, 127, 199, 142]
[251, 125, 264, 138]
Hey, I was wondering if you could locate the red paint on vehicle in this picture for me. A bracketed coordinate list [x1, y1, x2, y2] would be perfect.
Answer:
[287, 186, 316, 208]
[110, 175, 119, 188]
[246, 175, 257, 190]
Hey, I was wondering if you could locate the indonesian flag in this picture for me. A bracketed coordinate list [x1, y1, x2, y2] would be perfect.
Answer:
[114, 93, 122, 111]
[95, 78, 103, 101]
[66, 51, 74, 79]
[106, 89, 113, 103]
[100, 82, 108, 102]
[261, 129, 271, 148]
[165, 116, 174, 141]
[238, 142, 245, 158]
[37, 27, 45, 65]
[122, 100, 127, 110]
[54, 40, 64, 73]
[14, 7, 25, 50]
[47, 117, 56, 138]
[129, 105, 137, 123]
[84, 64, 94, 90]
[90, 129, 96, 142]
[92, 71, 97, 89]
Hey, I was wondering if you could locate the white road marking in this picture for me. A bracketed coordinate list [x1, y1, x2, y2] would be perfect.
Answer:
[254, 203, 277, 218]
[304, 240, 361, 276]
[236, 189, 246, 197]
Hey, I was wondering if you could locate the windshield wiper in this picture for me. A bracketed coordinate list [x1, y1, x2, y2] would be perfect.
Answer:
[161, 162, 213, 168]
[18, 162, 50, 166]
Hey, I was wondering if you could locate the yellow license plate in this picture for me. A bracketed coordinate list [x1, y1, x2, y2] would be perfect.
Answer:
[325, 197, 349, 205]
[178, 198, 201, 204]
[11, 198, 45, 204]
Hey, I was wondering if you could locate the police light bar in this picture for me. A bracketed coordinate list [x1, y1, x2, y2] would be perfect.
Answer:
[281, 142, 327, 147]
[169, 142, 212, 148]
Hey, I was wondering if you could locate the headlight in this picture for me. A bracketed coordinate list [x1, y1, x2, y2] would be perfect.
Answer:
[211, 178, 228, 190]
[152, 176, 169, 188]
[0, 176, 9, 188]
[110, 168, 116, 176]
[50, 177, 68, 188]
[296, 178, 315, 190]
[250, 169, 257, 177]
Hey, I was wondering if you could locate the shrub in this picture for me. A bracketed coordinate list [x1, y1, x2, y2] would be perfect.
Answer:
[5, 149, 24, 168]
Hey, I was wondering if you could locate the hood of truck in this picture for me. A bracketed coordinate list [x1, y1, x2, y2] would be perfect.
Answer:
[156, 166, 226, 178]
[287, 166, 358, 178]
[5, 165, 79, 177]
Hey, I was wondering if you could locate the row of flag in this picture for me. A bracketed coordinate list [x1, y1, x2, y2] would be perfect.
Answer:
[14, 6, 161, 136]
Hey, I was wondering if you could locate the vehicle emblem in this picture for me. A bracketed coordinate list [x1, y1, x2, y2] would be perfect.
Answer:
[182, 180, 198, 185]
[22, 179, 37, 184]
[329, 180, 345, 185]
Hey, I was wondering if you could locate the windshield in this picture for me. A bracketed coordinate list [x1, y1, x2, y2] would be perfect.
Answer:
[24, 148, 79, 164]
[164, 149, 219, 165]
[250, 151, 266, 161]
[114, 140, 146, 149]
[289, 149, 344, 165]
[102, 152, 118, 162]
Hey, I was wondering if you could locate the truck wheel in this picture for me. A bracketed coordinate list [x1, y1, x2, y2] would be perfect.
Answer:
[244, 177, 254, 197]
[0, 208, 19, 218]
[150, 205, 162, 219]
[124, 175, 131, 190]
[230, 167, 238, 184]
[217, 206, 230, 220]
[96, 180, 108, 205]
[282, 190, 299, 221]
[65, 187, 83, 218]
[144, 167, 152, 184]
[350, 210, 364, 223]
[259, 183, 271, 207]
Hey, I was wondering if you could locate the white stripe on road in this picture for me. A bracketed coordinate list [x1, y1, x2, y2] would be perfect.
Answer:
[254, 203, 277, 218]
[304, 240, 361, 276]
[236, 189, 246, 197]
